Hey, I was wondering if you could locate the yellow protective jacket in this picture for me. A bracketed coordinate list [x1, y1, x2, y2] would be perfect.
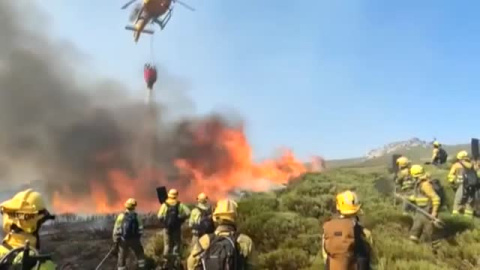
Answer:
[188, 203, 212, 228]
[431, 148, 440, 162]
[447, 160, 480, 184]
[157, 198, 191, 220]
[409, 180, 440, 213]
[187, 225, 255, 270]
[396, 167, 414, 191]
[113, 210, 144, 241]
[321, 215, 373, 265]
[0, 244, 56, 270]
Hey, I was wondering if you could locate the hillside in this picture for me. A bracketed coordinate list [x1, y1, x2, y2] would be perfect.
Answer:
[326, 141, 471, 169]
[34, 159, 480, 270]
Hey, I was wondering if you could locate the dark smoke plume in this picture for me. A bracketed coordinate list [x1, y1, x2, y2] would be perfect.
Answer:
[0, 2, 241, 208]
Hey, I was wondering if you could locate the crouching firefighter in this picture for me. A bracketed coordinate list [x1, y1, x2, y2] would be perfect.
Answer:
[0, 189, 56, 269]
[188, 193, 214, 248]
[431, 141, 448, 166]
[448, 151, 480, 218]
[187, 199, 255, 270]
[113, 198, 145, 270]
[322, 190, 372, 270]
[408, 165, 442, 250]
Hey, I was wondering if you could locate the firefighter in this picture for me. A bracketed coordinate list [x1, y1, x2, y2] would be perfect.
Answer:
[113, 198, 145, 270]
[322, 190, 372, 270]
[157, 189, 190, 260]
[395, 156, 414, 215]
[0, 189, 56, 269]
[448, 151, 480, 217]
[188, 193, 214, 248]
[431, 141, 447, 165]
[187, 199, 255, 270]
[408, 165, 441, 250]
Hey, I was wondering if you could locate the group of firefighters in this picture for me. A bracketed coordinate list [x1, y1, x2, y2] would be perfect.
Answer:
[0, 140, 478, 269]
[394, 141, 480, 249]
[110, 189, 254, 270]
[0, 188, 254, 270]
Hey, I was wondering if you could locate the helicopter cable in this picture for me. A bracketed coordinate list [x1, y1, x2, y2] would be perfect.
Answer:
[150, 33, 155, 64]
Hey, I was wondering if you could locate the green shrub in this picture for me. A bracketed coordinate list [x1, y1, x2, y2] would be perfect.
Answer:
[258, 248, 310, 270]
[142, 165, 480, 269]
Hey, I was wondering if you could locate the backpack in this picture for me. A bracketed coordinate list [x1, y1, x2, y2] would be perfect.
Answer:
[165, 203, 181, 230]
[429, 179, 446, 208]
[323, 218, 370, 270]
[121, 212, 140, 239]
[437, 148, 448, 163]
[460, 162, 480, 193]
[195, 207, 215, 236]
[199, 233, 242, 270]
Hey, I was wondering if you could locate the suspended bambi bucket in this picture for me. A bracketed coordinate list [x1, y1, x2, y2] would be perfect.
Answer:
[144, 64, 157, 90]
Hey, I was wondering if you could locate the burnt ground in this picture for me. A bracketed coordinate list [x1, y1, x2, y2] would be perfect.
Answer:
[41, 228, 157, 269]
[36, 214, 192, 270]
[34, 215, 161, 270]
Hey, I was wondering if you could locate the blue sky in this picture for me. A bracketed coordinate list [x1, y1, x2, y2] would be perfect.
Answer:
[35, 0, 480, 160]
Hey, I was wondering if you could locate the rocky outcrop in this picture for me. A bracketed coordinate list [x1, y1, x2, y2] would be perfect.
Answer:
[366, 138, 428, 159]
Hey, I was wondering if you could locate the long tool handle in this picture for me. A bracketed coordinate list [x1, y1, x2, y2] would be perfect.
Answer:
[95, 244, 116, 270]
[394, 194, 445, 226]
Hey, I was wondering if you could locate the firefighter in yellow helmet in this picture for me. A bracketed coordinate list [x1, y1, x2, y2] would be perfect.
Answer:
[187, 199, 255, 270]
[188, 193, 214, 248]
[157, 189, 190, 261]
[395, 156, 415, 215]
[0, 189, 56, 269]
[322, 190, 372, 270]
[408, 165, 441, 249]
[431, 141, 447, 165]
[448, 151, 480, 217]
[112, 198, 145, 270]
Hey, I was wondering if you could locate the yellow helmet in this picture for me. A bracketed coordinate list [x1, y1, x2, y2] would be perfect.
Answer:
[410, 164, 428, 179]
[456, 150, 469, 160]
[1, 189, 46, 214]
[433, 141, 440, 147]
[168, 189, 178, 199]
[197, 193, 208, 203]
[213, 199, 238, 223]
[124, 198, 137, 209]
[0, 189, 49, 237]
[336, 190, 361, 215]
[396, 156, 410, 167]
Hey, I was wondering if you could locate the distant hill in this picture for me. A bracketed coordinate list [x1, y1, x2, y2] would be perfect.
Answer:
[366, 137, 429, 159]
[359, 143, 469, 168]
[326, 138, 473, 169]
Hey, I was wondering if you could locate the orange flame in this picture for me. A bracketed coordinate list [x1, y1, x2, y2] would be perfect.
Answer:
[51, 123, 318, 214]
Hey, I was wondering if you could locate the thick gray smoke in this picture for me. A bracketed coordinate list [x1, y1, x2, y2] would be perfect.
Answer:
[0, 2, 241, 210]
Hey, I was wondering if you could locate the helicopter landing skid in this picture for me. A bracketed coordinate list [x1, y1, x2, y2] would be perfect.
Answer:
[154, 8, 172, 30]
[125, 25, 155, 34]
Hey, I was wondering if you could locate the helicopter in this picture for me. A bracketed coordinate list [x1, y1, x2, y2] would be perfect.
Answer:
[121, 0, 195, 43]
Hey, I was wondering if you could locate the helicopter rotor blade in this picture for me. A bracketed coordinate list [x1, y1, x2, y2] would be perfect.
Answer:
[121, 0, 137, 9]
[174, 0, 196, 11]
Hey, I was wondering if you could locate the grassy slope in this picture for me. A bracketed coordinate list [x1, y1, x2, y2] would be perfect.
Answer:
[327, 143, 470, 169]
[230, 166, 480, 270]
[38, 144, 480, 269]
